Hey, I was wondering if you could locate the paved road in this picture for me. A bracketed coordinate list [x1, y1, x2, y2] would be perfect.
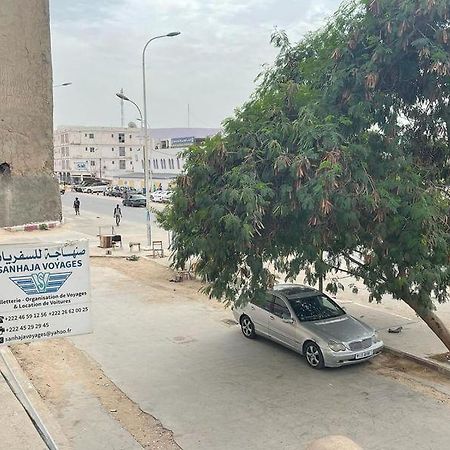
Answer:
[62, 191, 148, 224]
[73, 260, 450, 450]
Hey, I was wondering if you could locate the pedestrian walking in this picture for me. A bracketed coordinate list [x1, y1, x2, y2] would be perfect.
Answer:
[113, 204, 122, 226]
[73, 197, 80, 215]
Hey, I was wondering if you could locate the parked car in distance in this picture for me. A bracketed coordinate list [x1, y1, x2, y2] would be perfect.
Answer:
[233, 284, 383, 369]
[73, 179, 103, 192]
[104, 186, 121, 197]
[123, 194, 146, 207]
[121, 187, 137, 198]
[150, 190, 172, 203]
[81, 183, 109, 194]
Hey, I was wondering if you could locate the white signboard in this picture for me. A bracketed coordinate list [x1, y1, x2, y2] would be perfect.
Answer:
[74, 161, 89, 172]
[0, 240, 92, 346]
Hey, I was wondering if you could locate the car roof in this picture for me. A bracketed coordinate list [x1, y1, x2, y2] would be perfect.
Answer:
[273, 284, 320, 299]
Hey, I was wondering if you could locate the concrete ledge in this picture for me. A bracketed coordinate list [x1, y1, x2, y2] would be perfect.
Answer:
[4, 220, 63, 232]
[0, 347, 71, 449]
[384, 346, 450, 379]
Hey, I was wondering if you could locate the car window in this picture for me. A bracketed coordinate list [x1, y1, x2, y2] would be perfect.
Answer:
[254, 294, 275, 313]
[273, 297, 291, 319]
[288, 294, 345, 322]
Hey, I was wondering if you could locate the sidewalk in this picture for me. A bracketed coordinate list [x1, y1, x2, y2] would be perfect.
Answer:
[0, 362, 47, 450]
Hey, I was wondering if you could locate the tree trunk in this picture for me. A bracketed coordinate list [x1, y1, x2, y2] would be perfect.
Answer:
[404, 297, 450, 352]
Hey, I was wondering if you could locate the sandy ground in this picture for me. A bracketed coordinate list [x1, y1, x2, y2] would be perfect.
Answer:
[10, 257, 450, 449]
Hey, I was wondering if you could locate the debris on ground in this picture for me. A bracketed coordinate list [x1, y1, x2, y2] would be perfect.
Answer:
[388, 326, 403, 334]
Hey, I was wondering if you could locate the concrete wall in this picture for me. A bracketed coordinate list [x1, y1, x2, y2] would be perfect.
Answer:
[0, 0, 61, 227]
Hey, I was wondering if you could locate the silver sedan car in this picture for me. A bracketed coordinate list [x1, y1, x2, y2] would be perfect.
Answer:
[233, 284, 383, 369]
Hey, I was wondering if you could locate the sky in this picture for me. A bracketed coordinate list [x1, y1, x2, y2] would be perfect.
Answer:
[50, 0, 342, 129]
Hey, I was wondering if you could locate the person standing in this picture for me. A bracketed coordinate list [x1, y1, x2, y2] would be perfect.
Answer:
[113, 204, 122, 226]
[73, 197, 80, 215]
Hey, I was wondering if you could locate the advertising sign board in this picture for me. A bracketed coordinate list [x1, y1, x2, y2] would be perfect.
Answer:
[74, 161, 89, 172]
[171, 136, 195, 148]
[0, 240, 92, 346]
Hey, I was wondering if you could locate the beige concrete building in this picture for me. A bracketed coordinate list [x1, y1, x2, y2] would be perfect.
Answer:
[0, 0, 61, 227]
[54, 127, 219, 186]
[54, 126, 141, 183]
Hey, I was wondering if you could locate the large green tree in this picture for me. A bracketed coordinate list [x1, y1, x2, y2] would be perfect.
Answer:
[159, 0, 450, 350]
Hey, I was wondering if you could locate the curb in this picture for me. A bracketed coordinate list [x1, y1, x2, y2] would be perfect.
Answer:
[383, 346, 450, 379]
[4, 220, 63, 232]
[0, 347, 71, 449]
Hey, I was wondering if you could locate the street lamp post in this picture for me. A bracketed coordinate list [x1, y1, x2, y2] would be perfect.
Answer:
[115, 92, 146, 215]
[142, 31, 181, 247]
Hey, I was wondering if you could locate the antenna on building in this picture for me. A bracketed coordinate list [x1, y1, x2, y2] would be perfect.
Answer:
[120, 88, 124, 127]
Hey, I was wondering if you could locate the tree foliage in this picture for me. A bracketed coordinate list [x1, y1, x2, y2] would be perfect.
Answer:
[159, 0, 450, 346]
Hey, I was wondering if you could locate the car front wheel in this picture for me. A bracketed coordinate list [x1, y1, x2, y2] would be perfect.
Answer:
[240, 315, 256, 339]
[304, 342, 325, 369]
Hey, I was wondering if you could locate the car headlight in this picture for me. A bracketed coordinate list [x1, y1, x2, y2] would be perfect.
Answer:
[328, 341, 346, 352]
[372, 332, 381, 344]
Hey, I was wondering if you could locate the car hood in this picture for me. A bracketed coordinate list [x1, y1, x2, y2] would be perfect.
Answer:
[301, 315, 373, 343]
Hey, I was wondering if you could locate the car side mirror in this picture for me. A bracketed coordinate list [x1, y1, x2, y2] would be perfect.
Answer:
[282, 318, 294, 324]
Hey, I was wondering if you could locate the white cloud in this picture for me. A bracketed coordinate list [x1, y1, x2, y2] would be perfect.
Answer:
[51, 0, 342, 128]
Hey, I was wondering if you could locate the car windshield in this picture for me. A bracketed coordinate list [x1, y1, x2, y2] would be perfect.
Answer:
[288, 294, 345, 322]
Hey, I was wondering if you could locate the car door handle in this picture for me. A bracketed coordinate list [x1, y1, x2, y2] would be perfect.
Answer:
[269, 316, 275, 320]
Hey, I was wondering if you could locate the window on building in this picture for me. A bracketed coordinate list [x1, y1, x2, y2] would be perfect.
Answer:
[85, 147, 88, 151]
[111, 134, 114, 138]
[177, 158, 180, 169]
[161, 140, 168, 149]
[118, 133, 125, 143]
[129, 135, 132, 139]
[90, 161, 95, 166]
[85, 133, 88, 137]
[119, 160, 126, 170]
[161, 158, 166, 169]
[90, 147, 95, 153]
[112, 148, 114, 151]
[89, 133, 94, 139]
[119, 147, 125, 156]
[153, 159, 159, 170]
[112, 161, 115, 164]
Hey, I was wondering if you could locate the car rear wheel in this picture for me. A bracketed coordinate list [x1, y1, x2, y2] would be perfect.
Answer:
[304, 342, 325, 369]
[87, 189, 92, 193]
[240, 315, 256, 339]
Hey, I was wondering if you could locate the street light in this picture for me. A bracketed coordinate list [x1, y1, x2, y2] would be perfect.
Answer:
[53, 82, 73, 88]
[115, 92, 147, 218]
[142, 31, 181, 248]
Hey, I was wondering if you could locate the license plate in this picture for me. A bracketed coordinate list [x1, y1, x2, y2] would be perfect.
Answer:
[355, 350, 373, 360]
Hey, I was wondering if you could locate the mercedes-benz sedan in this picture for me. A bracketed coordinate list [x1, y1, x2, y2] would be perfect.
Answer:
[233, 284, 383, 369]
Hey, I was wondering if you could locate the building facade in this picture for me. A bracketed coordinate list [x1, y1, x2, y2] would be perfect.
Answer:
[54, 126, 142, 183]
[54, 127, 219, 186]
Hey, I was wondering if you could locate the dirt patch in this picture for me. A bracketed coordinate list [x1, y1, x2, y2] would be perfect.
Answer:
[12, 339, 181, 450]
[91, 256, 227, 311]
[369, 353, 450, 405]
